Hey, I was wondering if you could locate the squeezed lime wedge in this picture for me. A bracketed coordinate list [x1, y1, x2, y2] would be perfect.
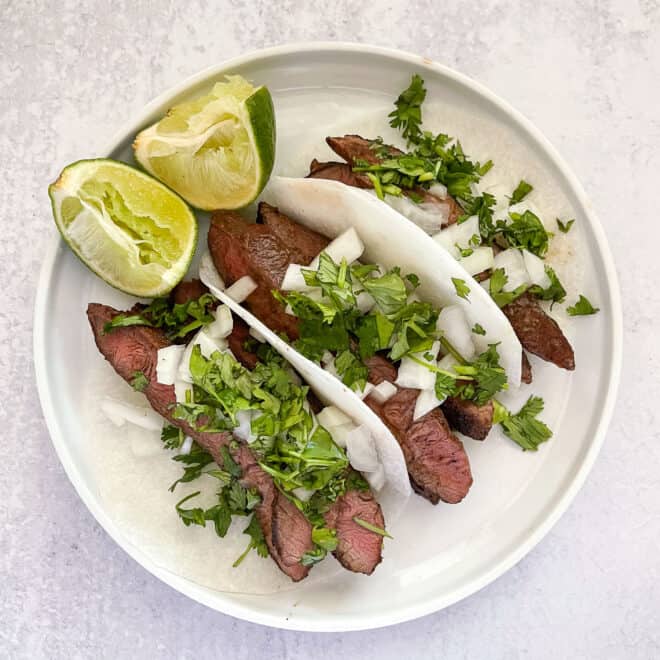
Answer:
[49, 159, 197, 297]
[133, 75, 276, 210]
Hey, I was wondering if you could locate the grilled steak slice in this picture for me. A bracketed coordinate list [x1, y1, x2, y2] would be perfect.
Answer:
[367, 388, 472, 504]
[87, 302, 313, 582]
[324, 486, 384, 575]
[170, 279, 210, 305]
[324, 134, 462, 227]
[308, 159, 374, 188]
[208, 209, 473, 504]
[441, 397, 494, 441]
[503, 293, 575, 370]
[521, 352, 533, 384]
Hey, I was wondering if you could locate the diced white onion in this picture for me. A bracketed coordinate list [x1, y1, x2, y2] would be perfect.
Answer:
[177, 341, 195, 382]
[292, 487, 315, 502]
[327, 422, 354, 448]
[355, 381, 375, 400]
[194, 329, 227, 359]
[225, 275, 257, 303]
[368, 380, 398, 404]
[459, 246, 494, 276]
[281, 263, 312, 291]
[345, 425, 379, 473]
[493, 249, 531, 291]
[414, 388, 444, 421]
[321, 351, 334, 366]
[436, 306, 475, 361]
[522, 249, 551, 288]
[249, 326, 266, 342]
[365, 464, 386, 492]
[179, 436, 194, 455]
[234, 409, 254, 442]
[156, 344, 186, 385]
[396, 342, 440, 390]
[356, 290, 376, 313]
[310, 227, 365, 269]
[429, 183, 448, 199]
[437, 353, 459, 372]
[317, 405, 352, 429]
[432, 215, 479, 258]
[100, 398, 163, 431]
[385, 194, 450, 235]
[206, 305, 233, 339]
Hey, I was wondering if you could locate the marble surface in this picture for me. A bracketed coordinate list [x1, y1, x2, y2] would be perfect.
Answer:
[2, 1, 659, 658]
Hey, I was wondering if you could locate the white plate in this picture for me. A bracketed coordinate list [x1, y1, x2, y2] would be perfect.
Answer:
[34, 43, 622, 631]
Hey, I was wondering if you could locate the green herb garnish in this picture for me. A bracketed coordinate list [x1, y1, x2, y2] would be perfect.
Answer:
[567, 295, 600, 316]
[510, 180, 533, 204]
[557, 218, 575, 233]
[452, 277, 470, 301]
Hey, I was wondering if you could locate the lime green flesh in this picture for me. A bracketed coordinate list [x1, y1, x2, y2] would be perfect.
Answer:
[49, 159, 197, 297]
[133, 76, 275, 210]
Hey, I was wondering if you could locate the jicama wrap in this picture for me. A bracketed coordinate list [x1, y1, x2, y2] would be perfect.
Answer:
[263, 176, 523, 387]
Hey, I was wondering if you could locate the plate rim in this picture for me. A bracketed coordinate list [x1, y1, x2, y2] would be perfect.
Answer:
[33, 41, 623, 631]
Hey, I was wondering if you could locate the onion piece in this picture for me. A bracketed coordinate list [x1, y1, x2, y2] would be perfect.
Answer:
[179, 436, 194, 455]
[356, 290, 376, 313]
[368, 380, 398, 404]
[310, 227, 365, 269]
[194, 330, 227, 359]
[206, 305, 233, 339]
[224, 275, 257, 303]
[327, 422, 354, 448]
[437, 353, 459, 373]
[493, 249, 531, 291]
[174, 378, 192, 403]
[100, 398, 163, 431]
[459, 246, 494, 276]
[234, 409, 254, 442]
[414, 388, 445, 421]
[522, 249, 551, 288]
[384, 194, 450, 235]
[431, 215, 479, 258]
[345, 425, 379, 473]
[395, 341, 440, 390]
[429, 182, 448, 198]
[156, 344, 186, 385]
[436, 306, 475, 361]
[292, 487, 314, 502]
[317, 405, 352, 429]
[281, 263, 314, 291]
[355, 381, 375, 400]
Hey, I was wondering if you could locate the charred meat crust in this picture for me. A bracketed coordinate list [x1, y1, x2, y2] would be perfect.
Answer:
[503, 293, 575, 370]
[307, 159, 374, 189]
[441, 397, 494, 441]
[521, 352, 533, 384]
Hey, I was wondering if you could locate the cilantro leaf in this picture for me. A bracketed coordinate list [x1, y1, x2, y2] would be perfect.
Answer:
[388, 74, 426, 144]
[233, 515, 269, 567]
[529, 266, 566, 305]
[489, 268, 528, 307]
[472, 323, 486, 336]
[502, 210, 549, 257]
[567, 295, 600, 316]
[499, 396, 552, 451]
[557, 218, 575, 233]
[161, 424, 184, 450]
[452, 277, 470, 301]
[175, 492, 207, 527]
[361, 271, 409, 316]
[334, 349, 369, 390]
[510, 180, 533, 204]
[435, 371, 459, 401]
[130, 370, 149, 392]
[352, 517, 393, 538]
[454, 344, 508, 405]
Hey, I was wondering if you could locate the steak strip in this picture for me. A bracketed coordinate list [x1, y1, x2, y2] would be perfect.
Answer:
[208, 207, 476, 503]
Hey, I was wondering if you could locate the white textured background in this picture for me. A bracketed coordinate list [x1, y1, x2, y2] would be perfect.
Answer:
[2, 1, 659, 658]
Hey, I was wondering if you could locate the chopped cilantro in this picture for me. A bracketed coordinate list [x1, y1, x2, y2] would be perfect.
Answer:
[161, 424, 185, 450]
[567, 295, 600, 316]
[452, 277, 470, 301]
[130, 370, 148, 392]
[510, 180, 533, 204]
[529, 266, 566, 305]
[489, 268, 528, 308]
[233, 515, 269, 567]
[502, 210, 549, 257]
[472, 323, 487, 336]
[497, 396, 552, 451]
[352, 517, 392, 538]
[388, 74, 426, 144]
[453, 344, 508, 405]
[557, 218, 575, 233]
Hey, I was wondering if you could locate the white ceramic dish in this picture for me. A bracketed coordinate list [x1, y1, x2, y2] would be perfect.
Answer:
[34, 43, 622, 631]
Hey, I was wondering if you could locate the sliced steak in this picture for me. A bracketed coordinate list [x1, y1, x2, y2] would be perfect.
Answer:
[307, 159, 374, 188]
[521, 352, 533, 384]
[324, 485, 384, 575]
[441, 397, 494, 441]
[503, 293, 575, 370]
[208, 209, 473, 504]
[87, 302, 313, 582]
[367, 388, 472, 504]
[170, 279, 210, 305]
[324, 134, 462, 227]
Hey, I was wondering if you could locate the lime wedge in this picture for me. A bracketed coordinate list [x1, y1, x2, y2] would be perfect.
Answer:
[133, 75, 276, 210]
[48, 159, 197, 297]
